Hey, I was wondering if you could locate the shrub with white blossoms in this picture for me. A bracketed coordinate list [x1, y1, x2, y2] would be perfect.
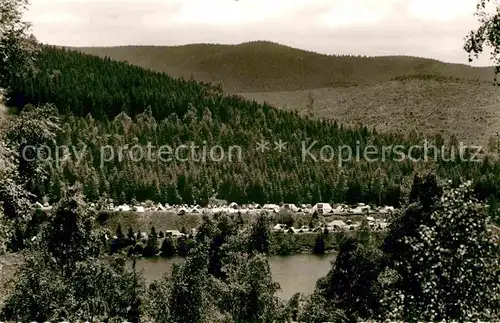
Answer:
[381, 180, 500, 321]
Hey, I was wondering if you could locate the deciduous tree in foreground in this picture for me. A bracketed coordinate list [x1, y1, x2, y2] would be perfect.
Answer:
[464, 0, 500, 84]
[0, 0, 38, 88]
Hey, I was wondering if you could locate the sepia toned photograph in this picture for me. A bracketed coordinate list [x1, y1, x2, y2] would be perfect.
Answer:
[0, 0, 499, 322]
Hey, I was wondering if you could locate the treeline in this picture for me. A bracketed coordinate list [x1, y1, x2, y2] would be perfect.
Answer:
[4, 47, 500, 206]
[390, 74, 484, 83]
[104, 217, 385, 258]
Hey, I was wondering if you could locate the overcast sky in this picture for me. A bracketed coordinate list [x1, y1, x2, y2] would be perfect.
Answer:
[26, 0, 495, 66]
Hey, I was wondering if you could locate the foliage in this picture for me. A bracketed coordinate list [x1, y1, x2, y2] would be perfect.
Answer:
[273, 231, 299, 255]
[144, 214, 286, 322]
[6, 104, 61, 196]
[144, 275, 172, 323]
[464, 0, 500, 84]
[1, 184, 146, 322]
[160, 236, 177, 258]
[380, 180, 500, 321]
[248, 213, 271, 254]
[312, 232, 326, 254]
[275, 209, 294, 227]
[298, 291, 348, 323]
[307, 174, 500, 321]
[316, 235, 385, 320]
[0, 0, 38, 88]
[0, 105, 60, 251]
[39, 184, 101, 276]
[221, 253, 284, 322]
[142, 226, 158, 257]
[166, 245, 218, 323]
[0, 140, 32, 221]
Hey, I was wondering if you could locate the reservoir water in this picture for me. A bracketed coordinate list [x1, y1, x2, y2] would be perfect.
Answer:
[134, 253, 336, 299]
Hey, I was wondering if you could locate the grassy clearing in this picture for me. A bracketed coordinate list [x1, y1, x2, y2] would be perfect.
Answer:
[0, 253, 23, 305]
[96, 210, 380, 234]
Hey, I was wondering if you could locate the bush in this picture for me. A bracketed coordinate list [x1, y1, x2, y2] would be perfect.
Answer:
[275, 210, 294, 227]
[160, 237, 177, 258]
[312, 234, 326, 254]
[380, 179, 500, 321]
[133, 244, 144, 255]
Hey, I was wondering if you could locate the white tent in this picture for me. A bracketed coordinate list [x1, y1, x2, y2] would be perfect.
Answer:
[263, 204, 280, 212]
[327, 220, 347, 230]
[380, 206, 395, 213]
[191, 205, 202, 213]
[273, 223, 287, 231]
[331, 204, 345, 214]
[117, 204, 131, 212]
[312, 203, 332, 214]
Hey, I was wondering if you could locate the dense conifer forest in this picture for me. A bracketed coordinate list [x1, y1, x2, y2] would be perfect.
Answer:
[4, 46, 500, 206]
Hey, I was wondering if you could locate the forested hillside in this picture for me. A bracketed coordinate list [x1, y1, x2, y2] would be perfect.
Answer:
[76, 41, 495, 93]
[5, 46, 500, 206]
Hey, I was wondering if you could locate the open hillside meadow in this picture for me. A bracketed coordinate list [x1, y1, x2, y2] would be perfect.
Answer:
[240, 79, 500, 147]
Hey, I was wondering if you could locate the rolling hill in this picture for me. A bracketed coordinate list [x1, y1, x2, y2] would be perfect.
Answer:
[75, 41, 500, 146]
[76, 41, 495, 93]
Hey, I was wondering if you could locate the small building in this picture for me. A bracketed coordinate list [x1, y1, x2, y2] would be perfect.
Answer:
[228, 202, 239, 209]
[165, 230, 184, 237]
[135, 206, 145, 213]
